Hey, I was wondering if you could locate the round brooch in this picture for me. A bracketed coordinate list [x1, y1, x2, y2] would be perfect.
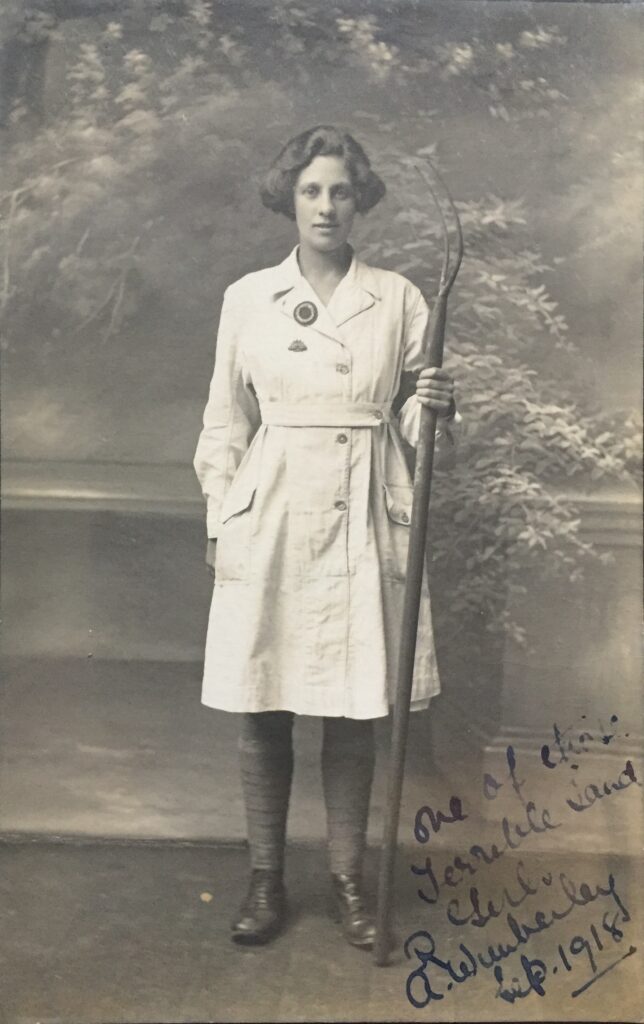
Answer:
[293, 300, 318, 326]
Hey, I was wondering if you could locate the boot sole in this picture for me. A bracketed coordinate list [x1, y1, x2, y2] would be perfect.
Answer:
[230, 911, 287, 946]
[342, 930, 375, 950]
[328, 897, 377, 949]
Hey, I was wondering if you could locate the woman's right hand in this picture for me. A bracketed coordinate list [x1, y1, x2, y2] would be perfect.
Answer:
[206, 538, 217, 579]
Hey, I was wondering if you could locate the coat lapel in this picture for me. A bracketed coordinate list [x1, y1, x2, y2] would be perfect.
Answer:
[329, 259, 378, 327]
[270, 246, 380, 343]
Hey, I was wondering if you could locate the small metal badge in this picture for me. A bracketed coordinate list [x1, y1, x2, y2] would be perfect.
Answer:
[293, 300, 318, 326]
[288, 339, 308, 352]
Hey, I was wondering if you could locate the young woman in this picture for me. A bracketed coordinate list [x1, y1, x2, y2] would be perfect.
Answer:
[194, 125, 458, 949]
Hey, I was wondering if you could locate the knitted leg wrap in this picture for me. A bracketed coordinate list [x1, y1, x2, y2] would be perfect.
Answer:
[238, 711, 294, 873]
[322, 717, 375, 877]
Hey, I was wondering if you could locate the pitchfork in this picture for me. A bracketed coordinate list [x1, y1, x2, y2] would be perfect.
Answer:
[374, 160, 464, 966]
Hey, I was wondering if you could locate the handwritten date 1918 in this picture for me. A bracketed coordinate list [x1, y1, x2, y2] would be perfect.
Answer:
[494, 912, 637, 1003]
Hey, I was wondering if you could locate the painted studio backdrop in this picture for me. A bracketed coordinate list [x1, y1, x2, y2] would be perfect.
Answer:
[1, 2, 642, 1022]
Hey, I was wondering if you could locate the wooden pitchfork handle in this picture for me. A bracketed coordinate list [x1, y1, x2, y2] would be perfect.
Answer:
[373, 162, 464, 966]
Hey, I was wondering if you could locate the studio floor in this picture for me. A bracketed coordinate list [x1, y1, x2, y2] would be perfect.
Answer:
[2, 839, 642, 1024]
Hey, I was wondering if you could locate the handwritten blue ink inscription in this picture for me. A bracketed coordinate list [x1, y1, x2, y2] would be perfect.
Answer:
[405, 716, 641, 1009]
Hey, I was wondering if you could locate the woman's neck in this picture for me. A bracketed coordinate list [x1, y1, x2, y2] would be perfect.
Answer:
[297, 242, 353, 286]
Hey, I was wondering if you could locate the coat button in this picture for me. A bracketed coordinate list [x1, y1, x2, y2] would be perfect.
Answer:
[336, 433, 348, 444]
[374, 409, 384, 420]
[336, 363, 350, 374]
[334, 500, 347, 511]
[400, 512, 410, 523]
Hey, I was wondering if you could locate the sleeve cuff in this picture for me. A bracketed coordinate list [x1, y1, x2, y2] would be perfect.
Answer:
[206, 507, 221, 539]
[398, 395, 462, 449]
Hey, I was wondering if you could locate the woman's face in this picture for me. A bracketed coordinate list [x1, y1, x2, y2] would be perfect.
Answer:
[293, 155, 356, 255]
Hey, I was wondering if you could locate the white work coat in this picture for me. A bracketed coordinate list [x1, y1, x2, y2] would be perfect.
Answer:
[194, 246, 459, 719]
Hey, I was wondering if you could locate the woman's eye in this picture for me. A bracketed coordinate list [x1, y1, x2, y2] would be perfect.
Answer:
[304, 186, 318, 196]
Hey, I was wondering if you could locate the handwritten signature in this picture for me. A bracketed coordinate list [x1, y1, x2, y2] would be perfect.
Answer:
[405, 867, 633, 1006]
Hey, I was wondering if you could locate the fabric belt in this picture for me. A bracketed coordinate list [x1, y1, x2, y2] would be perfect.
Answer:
[260, 401, 393, 427]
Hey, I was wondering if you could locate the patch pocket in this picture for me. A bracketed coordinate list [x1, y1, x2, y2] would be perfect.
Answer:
[383, 483, 413, 581]
[216, 472, 258, 581]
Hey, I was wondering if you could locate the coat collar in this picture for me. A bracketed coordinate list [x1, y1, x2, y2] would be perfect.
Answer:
[269, 246, 380, 341]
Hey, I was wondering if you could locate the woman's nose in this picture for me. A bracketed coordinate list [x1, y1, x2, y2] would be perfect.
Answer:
[317, 192, 335, 217]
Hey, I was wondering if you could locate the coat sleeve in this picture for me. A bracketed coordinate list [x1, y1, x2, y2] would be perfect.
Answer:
[396, 284, 462, 463]
[193, 285, 261, 538]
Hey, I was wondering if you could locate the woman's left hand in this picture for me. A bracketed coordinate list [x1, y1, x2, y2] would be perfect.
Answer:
[415, 367, 456, 417]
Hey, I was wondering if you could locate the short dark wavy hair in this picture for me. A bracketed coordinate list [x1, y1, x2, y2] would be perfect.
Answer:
[260, 125, 386, 220]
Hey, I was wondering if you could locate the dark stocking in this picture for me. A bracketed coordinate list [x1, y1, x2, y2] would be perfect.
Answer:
[238, 711, 294, 873]
[321, 717, 375, 876]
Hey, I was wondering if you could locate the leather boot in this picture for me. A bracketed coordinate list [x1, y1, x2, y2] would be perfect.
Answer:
[231, 869, 287, 945]
[330, 873, 377, 949]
